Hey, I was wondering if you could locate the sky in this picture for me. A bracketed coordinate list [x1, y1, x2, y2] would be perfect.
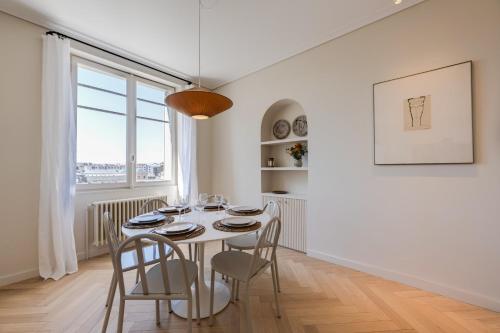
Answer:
[76, 65, 172, 165]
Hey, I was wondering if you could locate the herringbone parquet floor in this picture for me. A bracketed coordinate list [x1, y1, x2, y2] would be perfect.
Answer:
[1, 243, 499, 333]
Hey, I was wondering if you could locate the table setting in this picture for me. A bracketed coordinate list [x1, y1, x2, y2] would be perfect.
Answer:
[120, 194, 271, 318]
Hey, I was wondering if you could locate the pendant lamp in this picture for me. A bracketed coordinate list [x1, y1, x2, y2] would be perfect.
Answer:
[166, 0, 233, 119]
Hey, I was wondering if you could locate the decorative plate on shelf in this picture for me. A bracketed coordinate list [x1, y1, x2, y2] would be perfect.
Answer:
[292, 115, 308, 137]
[272, 119, 291, 139]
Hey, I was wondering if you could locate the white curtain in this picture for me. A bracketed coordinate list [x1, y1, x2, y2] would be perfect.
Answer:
[38, 34, 78, 280]
[177, 113, 198, 204]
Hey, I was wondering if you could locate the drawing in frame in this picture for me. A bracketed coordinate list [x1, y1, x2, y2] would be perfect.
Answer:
[373, 61, 473, 165]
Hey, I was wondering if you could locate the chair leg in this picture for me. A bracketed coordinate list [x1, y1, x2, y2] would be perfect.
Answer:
[105, 272, 116, 307]
[230, 278, 236, 303]
[194, 243, 198, 261]
[271, 263, 281, 318]
[117, 299, 125, 333]
[188, 244, 193, 261]
[167, 300, 173, 313]
[102, 275, 117, 333]
[221, 241, 225, 280]
[243, 284, 253, 333]
[187, 298, 193, 333]
[236, 280, 240, 301]
[155, 300, 160, 326]
[209, 269, 215, 326]
[194, 278, 201, 325]
[273, 258, 281, 293]
[135, 269, 140, 284]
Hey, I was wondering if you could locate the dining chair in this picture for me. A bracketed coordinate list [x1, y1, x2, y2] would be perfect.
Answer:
[224, 200, 281, 292]
[209, 217, 282, 333]
[139, 198, 169, 215]
[140, 198, 194, 261]
[101, 212, 174, 327]
[103, 232, 200, 333]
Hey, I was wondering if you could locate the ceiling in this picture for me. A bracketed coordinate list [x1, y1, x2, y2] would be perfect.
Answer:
[1, 0, 422, 89]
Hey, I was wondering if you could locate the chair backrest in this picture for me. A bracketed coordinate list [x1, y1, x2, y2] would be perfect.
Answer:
[114, 233, 192, 299]
[140, 198, 169, 214]
[264, 200, 281, 219]
[103, 212, 120, 254]
[248, 217, 281, 278]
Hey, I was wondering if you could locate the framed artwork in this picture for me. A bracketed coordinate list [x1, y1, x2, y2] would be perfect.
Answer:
[373, 61, 473, 165]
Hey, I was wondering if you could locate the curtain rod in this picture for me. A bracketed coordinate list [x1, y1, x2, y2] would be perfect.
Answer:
[45, 30, 192, 85]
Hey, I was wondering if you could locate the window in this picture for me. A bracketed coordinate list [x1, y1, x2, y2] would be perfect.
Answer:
[73, 57, 176, 188]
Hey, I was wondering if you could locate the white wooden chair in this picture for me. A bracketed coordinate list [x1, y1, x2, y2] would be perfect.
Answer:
[102, 212, 174, 330]
[103, 231, 200, 333]
[209, 217, 282, 333]
[224, 200, 281, 292]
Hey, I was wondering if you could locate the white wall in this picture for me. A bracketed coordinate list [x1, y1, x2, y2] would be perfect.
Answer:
[211, 0, 500, 310]
[0, 12, 45, 285]
[0, 12, 195, 285]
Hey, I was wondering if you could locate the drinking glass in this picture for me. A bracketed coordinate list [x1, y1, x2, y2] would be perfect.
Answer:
[176, 196, 189, 222]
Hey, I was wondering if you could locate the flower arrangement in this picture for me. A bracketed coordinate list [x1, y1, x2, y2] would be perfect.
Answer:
[286, 143, 307, 161]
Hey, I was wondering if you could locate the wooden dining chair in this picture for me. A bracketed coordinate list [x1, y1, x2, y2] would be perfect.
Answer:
[140, 198, 194, 261]
[209, 217, 282, 333]
[139, 198, 169, 215]
[224, 200, 282, 292]
[101, 212, 174, 328]
[103, 232, 200, 333]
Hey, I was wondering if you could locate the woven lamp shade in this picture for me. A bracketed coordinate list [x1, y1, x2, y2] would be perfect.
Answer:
[165, 87, 233, 119]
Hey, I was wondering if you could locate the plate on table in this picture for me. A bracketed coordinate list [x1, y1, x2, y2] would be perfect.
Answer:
[231, 206, 259, 213]
[221, 217, 256, 228]
[153, 222, 197, 235]
[129, 214, 165, 224]
[158, 206, 178, 213]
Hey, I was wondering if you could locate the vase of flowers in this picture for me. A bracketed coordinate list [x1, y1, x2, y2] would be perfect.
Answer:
[286, 143, 307, 167]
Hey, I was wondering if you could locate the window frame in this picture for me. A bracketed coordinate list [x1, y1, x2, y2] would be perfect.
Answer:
[71, 56, 177, 191]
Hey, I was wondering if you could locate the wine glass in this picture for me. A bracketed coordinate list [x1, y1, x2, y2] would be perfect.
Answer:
[195, 193, 208, 223]
[176, 196, 189, 222]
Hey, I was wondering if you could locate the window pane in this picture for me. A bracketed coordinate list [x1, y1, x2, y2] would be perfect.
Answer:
[137, 81, 168, 104]
[77, 85, 126, 114]
[137, 100, 169, 121]
[136, 118, 172, 182]
[76, 108, 127, 184]
[78, 66, 126, 94]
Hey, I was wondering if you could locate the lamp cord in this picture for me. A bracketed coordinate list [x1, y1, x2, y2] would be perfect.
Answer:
[198, 0, 201, 88]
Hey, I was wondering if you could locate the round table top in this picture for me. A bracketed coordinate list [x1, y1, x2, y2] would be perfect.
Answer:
[121, 209, 271, 245]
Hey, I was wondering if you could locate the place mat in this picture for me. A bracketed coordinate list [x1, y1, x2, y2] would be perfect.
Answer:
[123, 220, 166, 229]
[213, 220, 261, 232]
[204, 205, 225, 211]
[226, 209, 263, 217]
[159, 207, 191, 216]
[152, 224, 205, 241]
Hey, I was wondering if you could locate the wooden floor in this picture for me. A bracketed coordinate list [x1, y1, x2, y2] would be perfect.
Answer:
[1, 243, 499, 333]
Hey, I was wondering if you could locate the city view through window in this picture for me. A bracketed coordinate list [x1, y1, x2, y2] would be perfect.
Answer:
[75, 62, 173, 185]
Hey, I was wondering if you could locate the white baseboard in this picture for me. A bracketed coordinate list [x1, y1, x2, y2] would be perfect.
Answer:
[0, 268, 39, 287]
[0, 249, 105, 287]
[307, 249, 500, 312]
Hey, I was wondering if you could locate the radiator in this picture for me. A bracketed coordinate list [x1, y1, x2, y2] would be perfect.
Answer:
[263, 195, 307, 253]
[90, 195, 168, 246]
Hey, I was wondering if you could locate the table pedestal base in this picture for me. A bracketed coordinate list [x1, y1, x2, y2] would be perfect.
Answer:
[171, 279, 230, 319]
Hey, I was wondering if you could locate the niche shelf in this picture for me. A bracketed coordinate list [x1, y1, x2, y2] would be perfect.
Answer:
[260, 99, 309, 195]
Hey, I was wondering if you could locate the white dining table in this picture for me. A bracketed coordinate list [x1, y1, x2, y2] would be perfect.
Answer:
[121, 208, 271, 319]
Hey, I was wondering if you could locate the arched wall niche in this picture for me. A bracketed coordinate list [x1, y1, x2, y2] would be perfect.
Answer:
[261, 99, 306, 142]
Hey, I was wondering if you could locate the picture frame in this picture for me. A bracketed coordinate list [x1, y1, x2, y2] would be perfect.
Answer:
[373, 61, 473, 165]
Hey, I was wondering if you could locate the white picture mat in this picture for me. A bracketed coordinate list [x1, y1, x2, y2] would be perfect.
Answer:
[374, 62, 472, 164]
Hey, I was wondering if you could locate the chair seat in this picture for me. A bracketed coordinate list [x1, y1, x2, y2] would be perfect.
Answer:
[131, 259, 198, 295]
[121, 244, 173, 271]
[225, 233, 259, 250]
[211, 251, 269, 282]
